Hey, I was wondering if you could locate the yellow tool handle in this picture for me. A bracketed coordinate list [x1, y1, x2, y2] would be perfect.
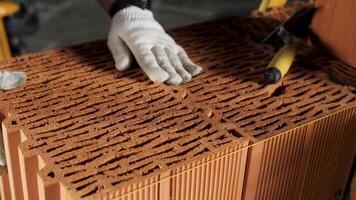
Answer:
[259, 0, 288, 12]
[0, 19, 11, 59]
[0, 2, 20, 60]
[265, 42, 299, 83]
[259, 0, 271, 12]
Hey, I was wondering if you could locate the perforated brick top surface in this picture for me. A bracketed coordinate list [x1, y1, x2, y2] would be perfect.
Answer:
[0, 13, 355, 199]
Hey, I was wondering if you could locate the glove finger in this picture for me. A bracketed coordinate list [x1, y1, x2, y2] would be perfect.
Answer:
[152, 46, 182, 85]
[107, 33, 132, 71]
[165, 47, 192, 83]
[178, 48, 203, 76]
[0, 71, 27, 90]
[136, 47, 169, 83]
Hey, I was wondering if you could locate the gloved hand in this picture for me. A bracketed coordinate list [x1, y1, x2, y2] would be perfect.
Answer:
[0, 71, 26, 90]
[0, 145, 5, 166]
[108, 6, 202, 85]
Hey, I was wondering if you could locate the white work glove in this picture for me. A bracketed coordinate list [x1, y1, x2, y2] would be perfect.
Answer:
[0, 145, 5, 166]
[108, 6, 202, 85]
[0, 71, 26, 90]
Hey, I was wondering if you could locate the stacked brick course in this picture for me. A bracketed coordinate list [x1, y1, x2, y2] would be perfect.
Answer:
[0, 6, 355, 200]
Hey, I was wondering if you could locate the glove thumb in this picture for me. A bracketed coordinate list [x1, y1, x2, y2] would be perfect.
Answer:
[0, 71, 27, 90]
[108, 34, 132, 71]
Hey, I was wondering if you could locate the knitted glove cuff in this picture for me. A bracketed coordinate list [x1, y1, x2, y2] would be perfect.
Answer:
[110, 0, 151, 17]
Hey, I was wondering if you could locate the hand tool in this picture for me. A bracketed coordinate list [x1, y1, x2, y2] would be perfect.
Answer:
[262, 6, 316, 84]
[258, 0, 288, 12]
[0, 1, 20, 59]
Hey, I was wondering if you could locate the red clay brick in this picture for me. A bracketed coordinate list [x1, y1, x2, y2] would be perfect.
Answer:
[0, 7, 355, 199]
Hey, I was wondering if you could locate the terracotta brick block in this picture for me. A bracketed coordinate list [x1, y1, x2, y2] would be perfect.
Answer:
[0, 169, 12, 200]
[242, 107, 356, 200]
[312, 0, 356, 68]
[0, 6, 355, 199]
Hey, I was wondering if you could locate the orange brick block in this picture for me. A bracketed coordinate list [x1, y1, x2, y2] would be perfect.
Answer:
[0, 8, 355, 199]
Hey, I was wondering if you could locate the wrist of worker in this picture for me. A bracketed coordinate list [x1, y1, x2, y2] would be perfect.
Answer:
[109, 0, 151, 18]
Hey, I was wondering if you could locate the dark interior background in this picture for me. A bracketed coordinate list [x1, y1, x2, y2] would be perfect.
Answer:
[11, 0, 260, 53]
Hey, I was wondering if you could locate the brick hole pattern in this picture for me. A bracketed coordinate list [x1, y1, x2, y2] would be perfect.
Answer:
[0, 12, 355, 199]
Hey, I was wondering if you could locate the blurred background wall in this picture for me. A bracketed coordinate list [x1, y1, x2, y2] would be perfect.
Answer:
[14, 0, 260, 53]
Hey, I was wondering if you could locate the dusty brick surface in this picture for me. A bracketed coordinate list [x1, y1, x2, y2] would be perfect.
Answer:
[0, 11, 355, 199]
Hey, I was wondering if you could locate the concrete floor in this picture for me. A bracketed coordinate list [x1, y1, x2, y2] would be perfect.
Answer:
[21, 0, 259, 52]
